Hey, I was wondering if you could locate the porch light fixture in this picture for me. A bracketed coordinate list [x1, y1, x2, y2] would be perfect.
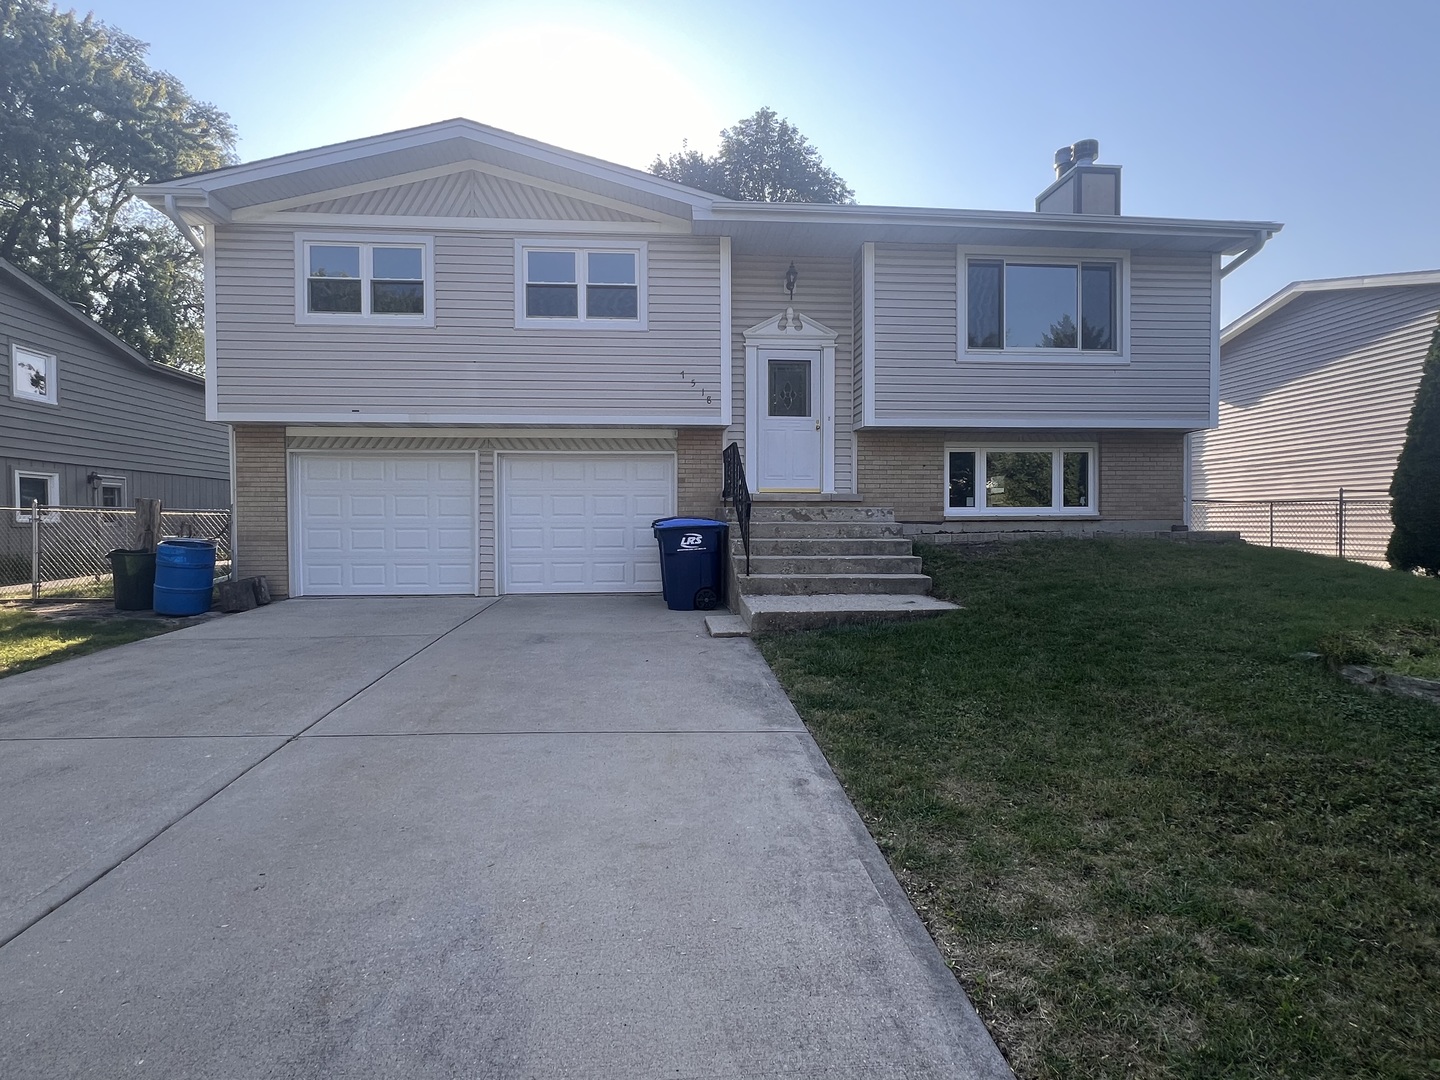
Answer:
[784, 262, 798, 301]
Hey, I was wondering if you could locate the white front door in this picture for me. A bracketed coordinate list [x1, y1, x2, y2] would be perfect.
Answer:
[756, 349, 822, 491]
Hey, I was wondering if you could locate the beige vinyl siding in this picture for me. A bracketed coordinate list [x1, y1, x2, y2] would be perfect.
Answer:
[869, 246, 1215, 424]
[285, 170, 651, 221]
[213, 226, 723, 420]
[1, 276, 228, 504]
[726, 254, 856, 492]
[1193, 285, 1440, 499]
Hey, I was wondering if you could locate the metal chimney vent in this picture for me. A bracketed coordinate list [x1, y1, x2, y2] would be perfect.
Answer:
[1038, 139, 1120, 215]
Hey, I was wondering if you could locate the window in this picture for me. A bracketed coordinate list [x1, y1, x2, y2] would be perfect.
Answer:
[14, 470, 59, 522]
[295, 235, 433, 326]
[11, 345, 57, 405]
[516, 243, 646, 328]
[945, 445, 1096, 516]
[97, 476, 125, 508]
[963, 254, 1121, 355]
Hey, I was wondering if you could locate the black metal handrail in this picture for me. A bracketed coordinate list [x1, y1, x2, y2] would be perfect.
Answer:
[722, 441, 752, 575]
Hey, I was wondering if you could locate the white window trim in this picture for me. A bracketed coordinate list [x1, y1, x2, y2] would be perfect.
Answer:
[96, 474, 126, 508]
[13, 469, 60, 523]
[11, 344, 58, 405]
[957, 246, 1129, 365]
[514, 240, 648, 331]
[944, 443, 1099, 518]
[294, 233, 435, 327]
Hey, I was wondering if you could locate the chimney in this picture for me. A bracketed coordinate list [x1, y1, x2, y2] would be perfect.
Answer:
[1036, 139, 1121, 215]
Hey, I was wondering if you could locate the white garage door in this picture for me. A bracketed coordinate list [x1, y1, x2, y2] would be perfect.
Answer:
[295, 454, 476, 596]
[501, 454, 674, 593]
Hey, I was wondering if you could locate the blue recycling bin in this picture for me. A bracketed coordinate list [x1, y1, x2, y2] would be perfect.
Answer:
[652, 517, 728, 611]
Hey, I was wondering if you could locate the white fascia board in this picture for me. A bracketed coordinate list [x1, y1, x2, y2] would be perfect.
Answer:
[257, 214, 688, 235]
[284, 426, 679, 439]
[133, 119, 716, 211]
[1221, 268, 1440, 345]
[865, 415, 1212, 430]
[218, 410, 725, 426]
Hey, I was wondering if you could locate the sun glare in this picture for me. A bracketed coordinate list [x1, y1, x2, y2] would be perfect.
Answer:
[385, 22, 730, 170]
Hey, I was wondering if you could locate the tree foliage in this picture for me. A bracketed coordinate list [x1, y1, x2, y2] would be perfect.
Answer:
[650, 107, 854, 204]
[1387, 318, 1440, 574]
[0, 0, 236, 370]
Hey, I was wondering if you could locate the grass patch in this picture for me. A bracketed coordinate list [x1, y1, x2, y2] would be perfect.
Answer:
[756, 539, 1440, 1079]
[0, 606, 174, 677]
[1319, 618, 1440, 680]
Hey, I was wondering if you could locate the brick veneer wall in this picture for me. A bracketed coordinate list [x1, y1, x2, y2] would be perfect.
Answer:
[231, 424, 290, 596]
[677, 426, 724, 516]
[856, 428, 1185, 524]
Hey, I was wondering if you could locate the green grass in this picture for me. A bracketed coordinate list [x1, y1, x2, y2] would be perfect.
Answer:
[756, 539, 1440, 1080]
[1319, 618, 1440, 680]
[0, 606, 174, 677]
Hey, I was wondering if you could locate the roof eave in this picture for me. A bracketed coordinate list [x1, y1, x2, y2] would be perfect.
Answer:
[1221, 268, 1440, 345]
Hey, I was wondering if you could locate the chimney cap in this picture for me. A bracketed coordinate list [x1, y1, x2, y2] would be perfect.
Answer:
[1072, 139, 1100, 165]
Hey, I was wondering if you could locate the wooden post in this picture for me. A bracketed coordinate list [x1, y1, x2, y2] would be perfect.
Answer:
[135, 498, 162, 553]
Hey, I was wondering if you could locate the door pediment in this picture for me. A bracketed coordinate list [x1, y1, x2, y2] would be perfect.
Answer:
[742, 309, 839, 346]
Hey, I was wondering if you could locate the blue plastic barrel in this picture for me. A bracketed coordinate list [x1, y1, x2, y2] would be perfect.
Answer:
[153, 539, 217, 616]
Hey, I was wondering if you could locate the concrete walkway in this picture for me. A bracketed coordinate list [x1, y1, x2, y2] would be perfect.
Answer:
[0, 596, 1011, 1078]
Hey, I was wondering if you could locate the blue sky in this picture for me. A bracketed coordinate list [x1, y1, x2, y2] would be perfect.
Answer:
[91, 0, 1438, 323]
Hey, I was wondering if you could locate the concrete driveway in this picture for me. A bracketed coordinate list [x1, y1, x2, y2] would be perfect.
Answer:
[0, 595, 1011, 1079]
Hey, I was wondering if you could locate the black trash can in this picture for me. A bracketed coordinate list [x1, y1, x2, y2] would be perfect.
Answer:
[108, 548, 156, 611]
[652, 517, 728, 611]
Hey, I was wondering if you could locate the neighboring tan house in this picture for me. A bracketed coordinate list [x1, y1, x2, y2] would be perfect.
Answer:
[135, 120, 1279, 601]
[1, 257, 230, 518]
[1190, 270, 1440, 560]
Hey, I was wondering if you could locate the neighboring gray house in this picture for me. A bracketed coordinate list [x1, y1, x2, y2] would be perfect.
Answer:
[134, 120, 1278, 600]
[1190, 270, 1440, 558]
[1, 258, 230, 518]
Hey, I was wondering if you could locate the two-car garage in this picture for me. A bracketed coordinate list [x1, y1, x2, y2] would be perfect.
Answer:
[291, 449, 675, 597]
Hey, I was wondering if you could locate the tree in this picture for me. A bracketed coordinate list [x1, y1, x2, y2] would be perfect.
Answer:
[1387, 317, 1440, 574]
[0, 0, 236, 370]
[650, 107, 854, 203]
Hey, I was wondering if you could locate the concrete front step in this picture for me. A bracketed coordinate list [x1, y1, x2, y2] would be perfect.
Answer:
[732, 537, 916, 557]
[738, 573, 933, 596]
[742, 522, 907, 540]
[727, 505, 897, 524]
[743, 554, 923, 576]
[735, 593, 960, 633]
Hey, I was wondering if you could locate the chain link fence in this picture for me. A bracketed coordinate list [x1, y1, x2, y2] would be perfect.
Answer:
[0, 506, 231, 600]
[1190, 492, 1392, 568]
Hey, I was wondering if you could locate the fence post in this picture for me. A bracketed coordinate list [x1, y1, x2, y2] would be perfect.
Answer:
[1338, 487, 1345, 561]
[1268, 501, 1275, 547]
[135, 498, 162, 553]
[30, 500, 40, 601]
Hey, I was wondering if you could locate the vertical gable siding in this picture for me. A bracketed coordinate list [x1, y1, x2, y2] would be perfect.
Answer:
[0, 278, 228, 497]
[869, 246, 1214, 424]
[213, 226, 723, 419]
[727, 254, 856, 492]
[1193, 285, 1440, 499]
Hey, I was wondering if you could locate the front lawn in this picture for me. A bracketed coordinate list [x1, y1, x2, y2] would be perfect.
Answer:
[0, 606, 174, 678]
[757, 539, 1440, 1079]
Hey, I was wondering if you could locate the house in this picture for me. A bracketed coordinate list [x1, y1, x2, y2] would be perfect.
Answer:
[1190, 270, 1440, 560]
[134, 121, 1279, 603]
[1, 257, 230, 518]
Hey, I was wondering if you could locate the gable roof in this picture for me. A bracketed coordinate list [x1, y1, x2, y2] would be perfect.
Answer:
[0, 259, 204, 388]
[135, 117, 1281, 259]
[1222, 269, 1440, 346]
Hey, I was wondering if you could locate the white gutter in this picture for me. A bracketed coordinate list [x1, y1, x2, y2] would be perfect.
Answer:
[163, 194, 206, 254]
[1219, 229, 1276, 277]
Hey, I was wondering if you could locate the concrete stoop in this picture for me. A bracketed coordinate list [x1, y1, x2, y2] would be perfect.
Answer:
[710, 504, 960, 635]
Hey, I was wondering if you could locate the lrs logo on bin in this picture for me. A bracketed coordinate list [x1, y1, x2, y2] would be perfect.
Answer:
[679, 532, 705, 549]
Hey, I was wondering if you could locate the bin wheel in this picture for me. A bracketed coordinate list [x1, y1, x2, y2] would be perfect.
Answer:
[694, 587, 720, 611]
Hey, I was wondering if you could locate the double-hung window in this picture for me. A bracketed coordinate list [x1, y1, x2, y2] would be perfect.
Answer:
[296, 235, 433, 326]
[516, 243, 646, 329]
[962, 252, 1122, 357]
[945, 445, 1097, 517]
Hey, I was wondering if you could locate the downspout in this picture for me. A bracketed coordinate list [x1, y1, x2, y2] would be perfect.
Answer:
[163, 194, 205, 254]
[1219, 228, 1274, 277]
